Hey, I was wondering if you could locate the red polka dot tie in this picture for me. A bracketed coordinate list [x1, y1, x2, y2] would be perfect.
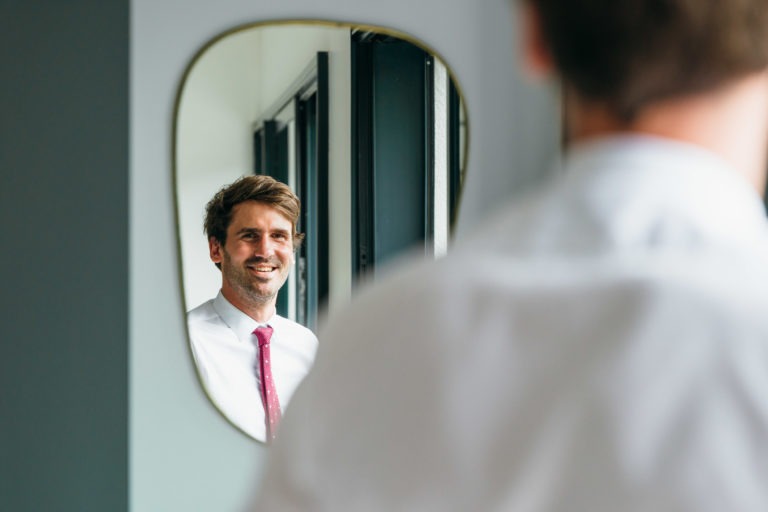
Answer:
[254, 326, 281, 443]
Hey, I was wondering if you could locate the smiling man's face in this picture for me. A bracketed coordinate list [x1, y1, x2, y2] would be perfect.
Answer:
[210, 200, 294, 309]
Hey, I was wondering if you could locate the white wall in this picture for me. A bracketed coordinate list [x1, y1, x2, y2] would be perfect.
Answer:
[131, 1, 560, 510]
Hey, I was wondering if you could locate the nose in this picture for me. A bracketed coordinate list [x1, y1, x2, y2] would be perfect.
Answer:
[254, 235, 275, 257]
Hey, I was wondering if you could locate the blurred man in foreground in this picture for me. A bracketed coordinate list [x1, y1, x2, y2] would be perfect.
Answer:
[256, 0, 768, 509]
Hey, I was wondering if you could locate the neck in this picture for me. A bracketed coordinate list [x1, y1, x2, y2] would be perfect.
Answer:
[220, 284, 276, 323]
[567, 72, 768, 193]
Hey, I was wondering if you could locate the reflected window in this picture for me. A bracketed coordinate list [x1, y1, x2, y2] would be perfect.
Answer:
[352, 32, 465, 277]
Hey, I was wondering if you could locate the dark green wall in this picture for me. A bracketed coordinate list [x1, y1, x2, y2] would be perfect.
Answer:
[0, 1, 129, 510]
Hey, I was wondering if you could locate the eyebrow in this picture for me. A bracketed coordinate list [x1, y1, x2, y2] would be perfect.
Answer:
[236, 228, 261, 235]
[236, 227, 291, 236]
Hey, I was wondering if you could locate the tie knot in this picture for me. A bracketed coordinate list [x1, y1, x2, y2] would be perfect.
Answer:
[253, 325, 274, 347]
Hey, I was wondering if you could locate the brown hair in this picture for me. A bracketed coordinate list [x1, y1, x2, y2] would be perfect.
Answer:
[204, 174, 305, 248]
[525, 0, 768, 120]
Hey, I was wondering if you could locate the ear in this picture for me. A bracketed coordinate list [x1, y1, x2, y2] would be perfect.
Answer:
[209, 237, 223, 265]
[520, 2, 553, 78]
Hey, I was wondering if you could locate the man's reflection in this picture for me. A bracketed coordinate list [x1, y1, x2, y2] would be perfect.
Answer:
[186, 175, 318, 443]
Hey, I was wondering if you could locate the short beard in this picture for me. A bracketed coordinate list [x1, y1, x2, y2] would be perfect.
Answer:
[222, 251, 280, 307]
[236, 281, 275, 306]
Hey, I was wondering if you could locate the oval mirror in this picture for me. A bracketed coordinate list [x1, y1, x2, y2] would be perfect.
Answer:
[174, 20, 468, 443]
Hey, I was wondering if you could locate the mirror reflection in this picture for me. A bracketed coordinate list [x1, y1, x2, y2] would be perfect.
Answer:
[175, 21, 467, 443]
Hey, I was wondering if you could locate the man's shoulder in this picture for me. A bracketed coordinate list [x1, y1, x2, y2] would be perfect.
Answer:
[186, 299, 223, 326]
[273, 315, 318, 342]
[320, 244, 768, 345]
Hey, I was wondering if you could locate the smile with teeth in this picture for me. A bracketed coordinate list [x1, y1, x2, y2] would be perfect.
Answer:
[248, 262, 279, 274]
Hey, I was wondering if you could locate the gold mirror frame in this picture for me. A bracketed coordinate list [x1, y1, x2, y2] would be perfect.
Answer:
[172, 19, 469, 443]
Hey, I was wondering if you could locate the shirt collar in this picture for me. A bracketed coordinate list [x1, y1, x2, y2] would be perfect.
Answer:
[560, 134, 767, 248]
[212, 291, 276, 343]
[457, 134, 768, 257]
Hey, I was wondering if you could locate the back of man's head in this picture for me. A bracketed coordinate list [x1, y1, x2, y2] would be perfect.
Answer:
[525, 0, 768, 120]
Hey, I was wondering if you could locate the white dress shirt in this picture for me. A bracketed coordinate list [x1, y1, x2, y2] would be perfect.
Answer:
[255, 135, 768, 510]
[187, 291, 318, 443]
